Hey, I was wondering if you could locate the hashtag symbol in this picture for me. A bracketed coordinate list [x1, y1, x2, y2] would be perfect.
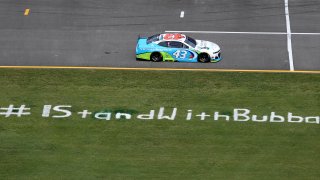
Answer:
[0, 105, 31, 117]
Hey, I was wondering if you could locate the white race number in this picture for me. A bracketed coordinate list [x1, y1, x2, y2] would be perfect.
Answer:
[173, 50, 188, 59]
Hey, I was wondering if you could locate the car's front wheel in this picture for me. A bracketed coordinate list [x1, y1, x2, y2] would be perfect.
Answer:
[198, 53, 210, 63]
[150, 52, 163, 62]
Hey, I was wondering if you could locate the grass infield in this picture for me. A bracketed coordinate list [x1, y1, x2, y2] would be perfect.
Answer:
[0, 69, 319, 179]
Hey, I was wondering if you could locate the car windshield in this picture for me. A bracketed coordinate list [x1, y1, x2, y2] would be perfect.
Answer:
[184, 36, 197, 48]
[147, 34, 160, 44]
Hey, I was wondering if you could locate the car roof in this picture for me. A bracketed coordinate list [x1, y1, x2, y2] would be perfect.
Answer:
[159, 33, 187, 42]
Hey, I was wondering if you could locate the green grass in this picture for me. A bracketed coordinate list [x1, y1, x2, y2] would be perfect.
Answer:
[0, 69, 319, 179]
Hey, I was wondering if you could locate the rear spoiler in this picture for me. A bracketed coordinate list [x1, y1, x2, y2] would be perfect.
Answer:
[137, 35, 148, 45]
[138, 34, 147, 40]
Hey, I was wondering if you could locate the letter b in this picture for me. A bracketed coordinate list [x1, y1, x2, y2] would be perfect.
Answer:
[270, 112, 285, 123]
[233, 109, 250, 121]
[288, 112, 303, 123]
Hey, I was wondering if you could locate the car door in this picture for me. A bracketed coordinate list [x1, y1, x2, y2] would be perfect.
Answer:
[168, 41, 198, 62]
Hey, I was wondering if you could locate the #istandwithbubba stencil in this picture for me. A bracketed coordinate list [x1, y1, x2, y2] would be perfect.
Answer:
[0, 104, 319, 125]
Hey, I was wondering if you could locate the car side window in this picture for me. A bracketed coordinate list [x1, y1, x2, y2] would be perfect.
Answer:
[182, 43, 189, 49]
[169, 41, 184, 48]
[158, 41, 169, 47]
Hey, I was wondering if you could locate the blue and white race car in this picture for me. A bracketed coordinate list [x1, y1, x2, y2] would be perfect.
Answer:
[136, 33, 222, 63]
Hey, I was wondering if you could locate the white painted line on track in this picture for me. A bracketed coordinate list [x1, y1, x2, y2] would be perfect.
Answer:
[166, 31, 320, 35]
[166, 30, 287, 35]
[284, 0, 294, 71]
[292, 33, 320, 35]
[180, 11, 185, 18]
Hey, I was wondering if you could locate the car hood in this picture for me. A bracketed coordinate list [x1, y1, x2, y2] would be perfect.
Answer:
[195, 40, 220, 53]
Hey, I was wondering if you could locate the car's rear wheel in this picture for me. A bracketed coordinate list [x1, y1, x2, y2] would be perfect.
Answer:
[198, 53, 210, 63]
[150, 52, 162, 62]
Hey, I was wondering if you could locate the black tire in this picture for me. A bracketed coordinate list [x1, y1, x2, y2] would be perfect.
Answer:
[150, 52, 162, 62]
[198, 53, 210, 63]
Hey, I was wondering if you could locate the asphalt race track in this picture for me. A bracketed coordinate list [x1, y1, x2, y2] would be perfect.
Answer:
[0, 0, 319, 71]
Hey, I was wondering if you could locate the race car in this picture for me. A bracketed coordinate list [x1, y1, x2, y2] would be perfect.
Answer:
[136, 33, 222, 63]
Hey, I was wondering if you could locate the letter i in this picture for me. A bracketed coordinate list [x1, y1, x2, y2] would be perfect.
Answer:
[42, 105, 52, 117]
[186, 110, 193, 120]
